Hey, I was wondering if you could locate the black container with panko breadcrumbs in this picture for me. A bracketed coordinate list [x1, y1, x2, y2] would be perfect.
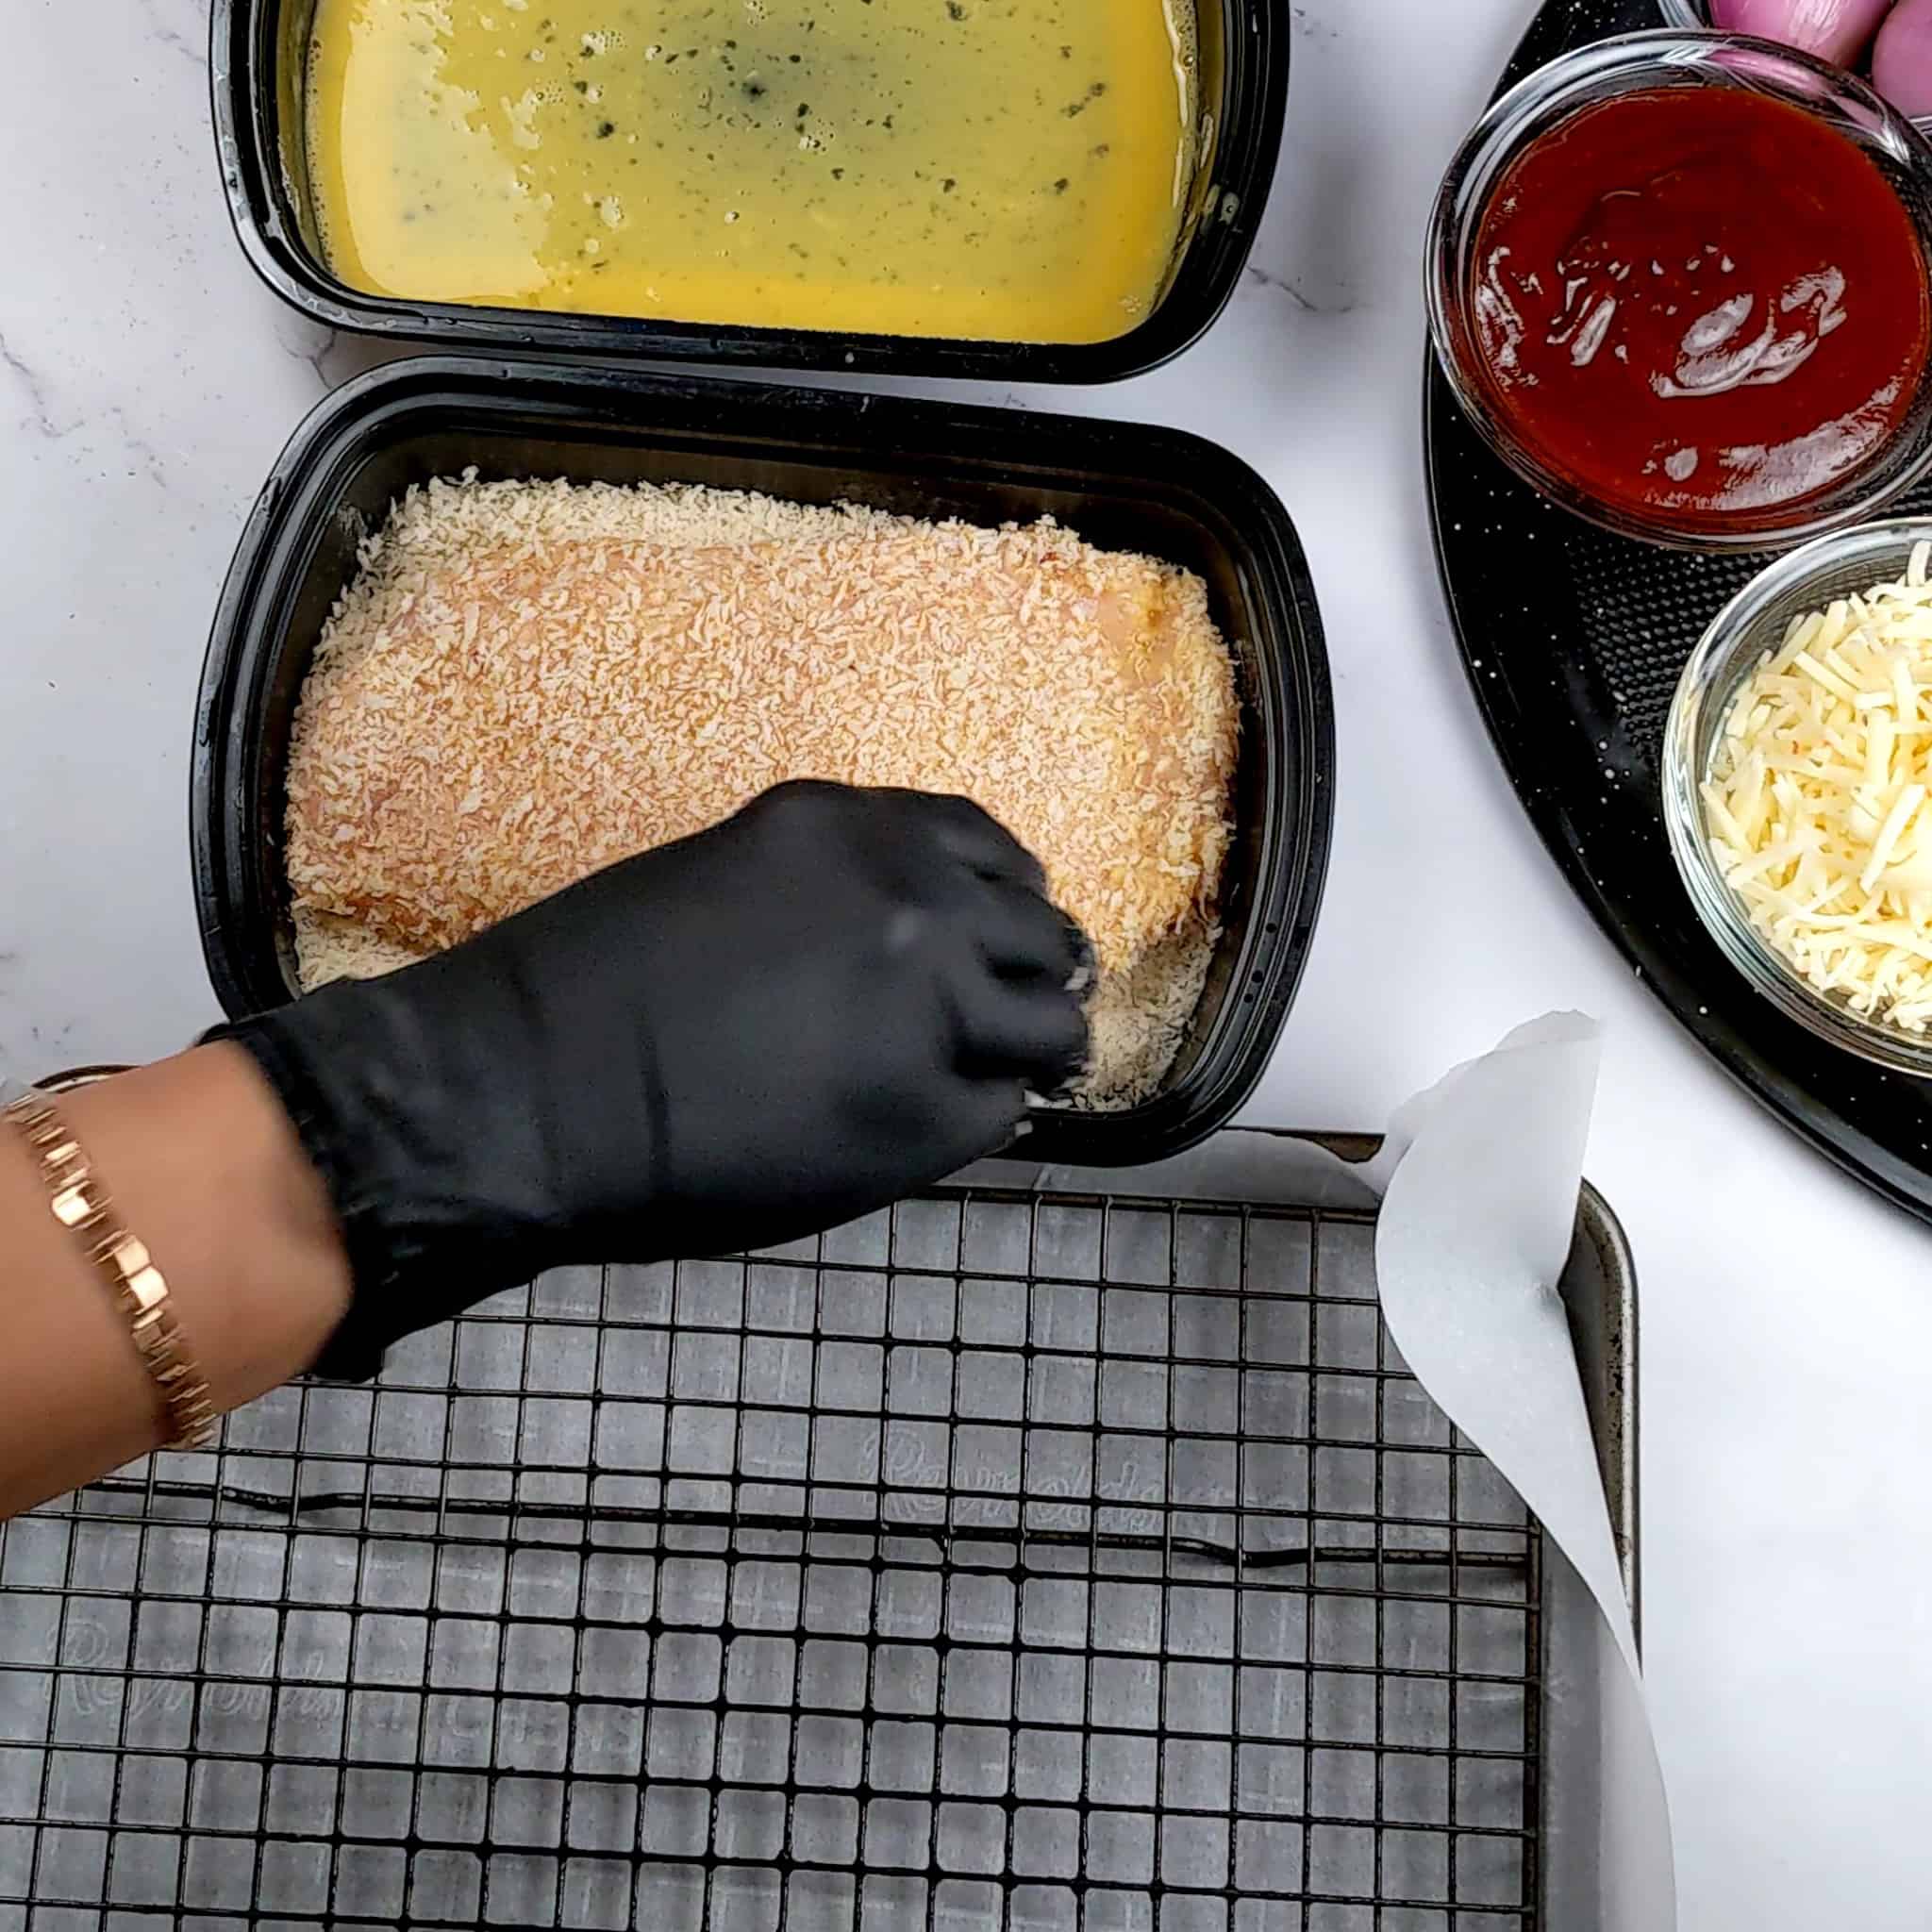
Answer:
[192, 358, 1333, 1166]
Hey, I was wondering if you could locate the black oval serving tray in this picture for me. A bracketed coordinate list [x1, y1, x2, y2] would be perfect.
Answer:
[1426, 0, 1932, 1223]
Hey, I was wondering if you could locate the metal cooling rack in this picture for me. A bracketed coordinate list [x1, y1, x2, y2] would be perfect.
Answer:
[0, 1157, 1620, 1930]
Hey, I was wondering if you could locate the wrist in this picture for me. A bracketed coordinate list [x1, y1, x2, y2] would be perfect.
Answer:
[62, 1045, 353, 1398]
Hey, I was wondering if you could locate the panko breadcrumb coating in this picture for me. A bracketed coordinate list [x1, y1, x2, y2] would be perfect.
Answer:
[287, 475, 1239, 1106]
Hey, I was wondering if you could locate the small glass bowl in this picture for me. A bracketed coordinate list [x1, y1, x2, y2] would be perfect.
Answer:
[1663, 518, 1932, 1074]
[1427, 31, 1932, 551]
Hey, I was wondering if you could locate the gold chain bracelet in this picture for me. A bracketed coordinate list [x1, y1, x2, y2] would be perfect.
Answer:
[5, 1092, 215, 1451]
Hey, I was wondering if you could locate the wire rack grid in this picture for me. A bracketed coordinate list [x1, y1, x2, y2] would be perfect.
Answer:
[0, 1180, 1547, 1931]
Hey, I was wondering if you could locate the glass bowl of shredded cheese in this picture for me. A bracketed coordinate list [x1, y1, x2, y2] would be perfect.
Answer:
[1665, 517, 1932, 1070]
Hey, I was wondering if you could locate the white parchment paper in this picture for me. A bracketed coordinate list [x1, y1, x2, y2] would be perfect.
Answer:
[990, 1009, 1676, 1927]
[1372, 1013, 1675, 1930]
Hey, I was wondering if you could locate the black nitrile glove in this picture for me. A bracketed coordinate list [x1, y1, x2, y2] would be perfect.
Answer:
[222, 782, 1091, 1379]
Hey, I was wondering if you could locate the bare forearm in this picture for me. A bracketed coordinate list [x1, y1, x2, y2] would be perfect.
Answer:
[0, 1044, 351, 1518]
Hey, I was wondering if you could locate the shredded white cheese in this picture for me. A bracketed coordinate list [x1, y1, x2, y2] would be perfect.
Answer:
[1705, 540, 1932, 1031]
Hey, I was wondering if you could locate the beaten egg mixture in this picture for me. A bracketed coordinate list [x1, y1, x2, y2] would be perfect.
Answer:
[305, 0, 1198, 342]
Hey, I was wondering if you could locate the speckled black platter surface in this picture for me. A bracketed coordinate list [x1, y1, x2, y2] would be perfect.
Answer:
[1426, 0, 1932, 1221]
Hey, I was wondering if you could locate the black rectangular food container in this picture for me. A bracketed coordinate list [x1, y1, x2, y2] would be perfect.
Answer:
[209, 0, 1286, 384]
[192, 357, 1333, 1166]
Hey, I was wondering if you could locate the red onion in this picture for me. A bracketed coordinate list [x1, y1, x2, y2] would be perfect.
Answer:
[1875, 0, 1932, 117]
[1710, 0, 1895, 66]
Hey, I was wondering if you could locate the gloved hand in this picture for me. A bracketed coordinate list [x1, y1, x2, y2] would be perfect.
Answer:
[219, 782, 1090, 1378]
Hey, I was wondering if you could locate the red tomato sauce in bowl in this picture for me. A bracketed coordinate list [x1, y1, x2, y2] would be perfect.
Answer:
[1466, 84, 1932, 537]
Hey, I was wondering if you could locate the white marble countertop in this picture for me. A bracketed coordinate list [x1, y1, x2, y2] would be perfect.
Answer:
[7, 0, 1932, 1923]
